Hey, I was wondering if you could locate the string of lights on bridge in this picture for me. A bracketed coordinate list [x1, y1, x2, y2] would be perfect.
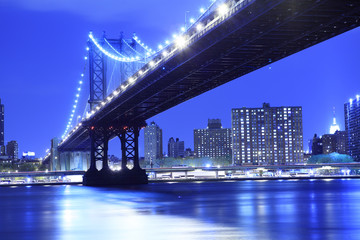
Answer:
[60, 49, 88, 140]
[58, 0, 241, 147]
[88, 0, 220, 64]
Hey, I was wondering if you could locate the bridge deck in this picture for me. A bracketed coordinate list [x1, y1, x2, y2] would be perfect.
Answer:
[59, 0, 360, 151]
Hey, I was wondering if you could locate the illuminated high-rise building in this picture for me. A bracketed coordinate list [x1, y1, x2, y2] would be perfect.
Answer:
[144, 121, 163, 164]
[194, 119, 232, 158]
[232, 103, 303, 165]
[329, 107, 340, 134]
[0, 98, 4, 148]
[345, 95, 360, 162]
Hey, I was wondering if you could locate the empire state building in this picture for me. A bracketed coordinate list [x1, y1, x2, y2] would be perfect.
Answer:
[329, 107, 340, 134]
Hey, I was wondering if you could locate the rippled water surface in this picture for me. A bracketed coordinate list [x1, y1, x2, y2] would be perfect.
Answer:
[1, 179, 360, 240]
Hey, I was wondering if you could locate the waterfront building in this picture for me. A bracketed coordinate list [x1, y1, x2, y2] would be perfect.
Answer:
[303, 153, 312, 163]
[144, 121, 163, 164]
[6, 140, 18, 160]
[50, 138, 60, 171]
[334, 130, 347, 154]
[0, 98, 4, 149]
[168, 137, 185, 158]
[345, 95, 360, 162]
[185, 148, 194, 158]
[312, 134, 323, 155]
[0, 145, 5, 156]
[313, 131, 347, 155]
[194, 119, 232, 159]
[232, 103, 303, 165]
[308, 138, 313, 154]
[322, 134, 337, 154]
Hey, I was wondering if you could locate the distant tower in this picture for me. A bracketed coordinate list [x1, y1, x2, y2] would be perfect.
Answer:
[194, 119, 232, 159]
[345, 95, 360, 162]
[0, 98, 4, 148]
[6, 140, 18, 160]
[232, 103, 303, 165]
[329, 107, 340, 134]
[168, 137, 185, 158]
[144, 122, 163, 165]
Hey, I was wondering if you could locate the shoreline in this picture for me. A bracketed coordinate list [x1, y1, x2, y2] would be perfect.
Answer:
[1, 175, 360, 187]
[149, 175, 360, 183]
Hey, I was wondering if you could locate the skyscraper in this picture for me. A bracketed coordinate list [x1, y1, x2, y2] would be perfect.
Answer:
[144, 121, 163, 164]
[345, 95, 360, 162]
[168, 137, 185, 158]
[232, 103, 303, 165]
[6, 140, 18, 160]
[194, 119, 232, 158]
[322, 134, 337, 154]
[329, 107, 340, 134]
[334, 130, 347, 154]
[0, 98, 4, 148]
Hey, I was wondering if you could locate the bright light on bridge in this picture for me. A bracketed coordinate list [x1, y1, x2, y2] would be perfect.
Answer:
[59, 0, 236, 142]
[218, 4, 229, 16]
[175, 36, 187, 48]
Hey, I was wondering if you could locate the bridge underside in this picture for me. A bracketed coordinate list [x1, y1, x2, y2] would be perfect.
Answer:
[59, 0, 360, 152]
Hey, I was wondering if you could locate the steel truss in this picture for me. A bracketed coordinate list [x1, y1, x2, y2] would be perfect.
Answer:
[87, 121, 146, 173]
[88, 33, 147, 111]
[88, 38, 106, 110]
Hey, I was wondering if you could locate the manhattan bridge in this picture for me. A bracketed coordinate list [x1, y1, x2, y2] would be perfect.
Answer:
[43, 0, 360, 185]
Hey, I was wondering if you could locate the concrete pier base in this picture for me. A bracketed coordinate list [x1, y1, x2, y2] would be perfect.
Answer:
[83, 168, 148, 186]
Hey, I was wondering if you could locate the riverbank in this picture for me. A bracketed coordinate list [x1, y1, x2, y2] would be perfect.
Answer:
[149, 175, 360, 183]
[1, 175, 360, 187]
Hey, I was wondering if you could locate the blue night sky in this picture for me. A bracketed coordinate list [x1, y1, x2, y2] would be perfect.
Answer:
[0, 0, 359, 158]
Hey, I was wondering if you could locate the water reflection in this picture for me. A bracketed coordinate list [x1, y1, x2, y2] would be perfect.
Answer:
[0, 179, 360, 240]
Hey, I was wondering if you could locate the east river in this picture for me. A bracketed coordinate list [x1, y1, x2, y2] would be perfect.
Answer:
[1, 179, 360, 240]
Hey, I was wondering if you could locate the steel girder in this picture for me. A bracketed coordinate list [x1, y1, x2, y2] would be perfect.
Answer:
[88, 40, 107, 110]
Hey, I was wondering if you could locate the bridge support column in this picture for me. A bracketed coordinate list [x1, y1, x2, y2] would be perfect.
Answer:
[119, 125, 142, 171]
[100, 129, 110, 173]
[83, 122, 148, 186]
[88, 126, 106, 173]
[119, 129, 128, 170]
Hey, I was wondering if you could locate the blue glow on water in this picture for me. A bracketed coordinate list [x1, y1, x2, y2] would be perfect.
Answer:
[1, 179, 360, 239]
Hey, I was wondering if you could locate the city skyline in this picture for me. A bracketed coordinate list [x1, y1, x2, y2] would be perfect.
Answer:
[0, 0, 359, 158]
